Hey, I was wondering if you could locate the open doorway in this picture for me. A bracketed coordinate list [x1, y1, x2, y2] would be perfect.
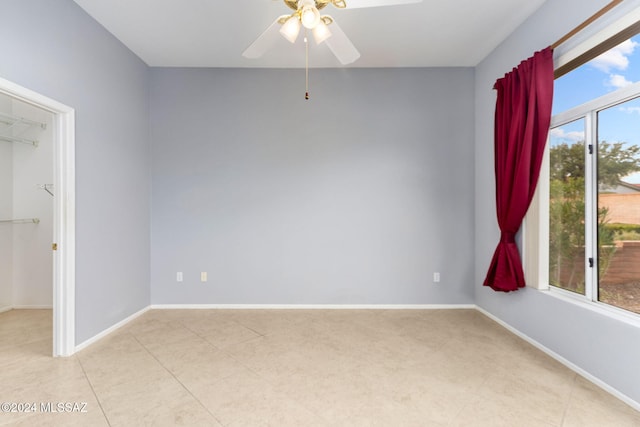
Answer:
[0, 92, 53, 309]
[0, 76, 75, 357]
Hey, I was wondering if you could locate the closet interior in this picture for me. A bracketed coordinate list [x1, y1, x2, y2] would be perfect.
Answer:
[0, 92, 54, 312]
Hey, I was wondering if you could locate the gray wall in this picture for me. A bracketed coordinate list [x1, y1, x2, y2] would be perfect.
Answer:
[475, 0, 640, 405]
[150, 68, 475, 305]
[0, 0, 151, 343]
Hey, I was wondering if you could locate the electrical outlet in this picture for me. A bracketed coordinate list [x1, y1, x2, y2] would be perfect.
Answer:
[176, 272, 183, 282]
[433, 272, 441, 283]
[201, 272, 207, 282]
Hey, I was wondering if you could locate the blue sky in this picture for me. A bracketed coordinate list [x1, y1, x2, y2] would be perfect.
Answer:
[551, 35, 640, 183]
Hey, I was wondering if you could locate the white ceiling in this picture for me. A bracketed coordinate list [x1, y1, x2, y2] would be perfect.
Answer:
[72, 0, 548, 68]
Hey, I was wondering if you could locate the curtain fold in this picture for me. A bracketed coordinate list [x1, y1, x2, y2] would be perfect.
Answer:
[484, 47, 555, 292]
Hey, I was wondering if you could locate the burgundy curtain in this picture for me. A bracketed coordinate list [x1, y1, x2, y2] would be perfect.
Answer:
[483, 47, 554, 292]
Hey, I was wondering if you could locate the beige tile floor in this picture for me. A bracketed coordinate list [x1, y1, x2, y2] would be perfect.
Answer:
[1, 308, 639, 426]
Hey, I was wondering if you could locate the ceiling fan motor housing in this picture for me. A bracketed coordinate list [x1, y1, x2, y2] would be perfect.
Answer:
[284, 0, 329, 11]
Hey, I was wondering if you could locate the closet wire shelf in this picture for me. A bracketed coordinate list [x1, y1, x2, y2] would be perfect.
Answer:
[0, 134, 39, 146]
[0, 112, 48, 224]
[0, 218, 40, 224]
[0, 111, 46, 147]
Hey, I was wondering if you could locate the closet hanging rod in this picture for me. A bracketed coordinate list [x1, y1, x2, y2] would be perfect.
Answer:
[0, 111, 46, 129]
[0, 218, 40, 224]
[0, 134, 38, 147]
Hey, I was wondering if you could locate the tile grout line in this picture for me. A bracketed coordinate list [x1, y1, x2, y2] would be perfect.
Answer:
[179, 317, 266, 351]
[178, 315, 335, 425]
[210, 324, 338, 426]
[559, 373, 580, 427]
[224, 317, 266, 338]
[175, 316, 298, 389]
[444, 374, 492, 426]
[168, 316, 266, 388]
[129, 333, 226, 426]
[176, 317, 271, 382]
[75, 355, 113, 427]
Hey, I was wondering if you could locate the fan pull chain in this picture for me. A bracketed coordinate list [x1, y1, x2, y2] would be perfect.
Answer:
[305, 35, 309, 100]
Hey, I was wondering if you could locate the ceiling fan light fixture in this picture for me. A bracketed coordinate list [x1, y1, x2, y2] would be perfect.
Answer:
[300, 3, 321, 29]
[312, 21, 332, 44]
[279, 15, 301, 43]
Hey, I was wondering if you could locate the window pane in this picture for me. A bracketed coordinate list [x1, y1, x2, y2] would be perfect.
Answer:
[553, 35, 640, 115]
[549, 119, 587, 294]
[597, 97, 640, 314]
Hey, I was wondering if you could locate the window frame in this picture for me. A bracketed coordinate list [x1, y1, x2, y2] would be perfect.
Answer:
[526, 81, 640, 323]
[523, 7, 640, 326]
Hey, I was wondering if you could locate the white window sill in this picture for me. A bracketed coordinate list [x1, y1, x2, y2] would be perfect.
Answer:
[540, 286, 640, 329]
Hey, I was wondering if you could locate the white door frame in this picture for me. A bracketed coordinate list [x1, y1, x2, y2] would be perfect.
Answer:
[0, 76, 75, 357]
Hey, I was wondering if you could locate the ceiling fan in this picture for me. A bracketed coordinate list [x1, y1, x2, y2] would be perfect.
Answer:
[242, 0, 423, 65]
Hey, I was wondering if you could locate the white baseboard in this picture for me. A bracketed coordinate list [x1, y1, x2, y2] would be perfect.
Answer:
[476, 306, 640, 412]
[75, 306, 150, 353]
[12, 305, 53, 309]
[0, 306, 12, 314]
[150, 304, 477, 310]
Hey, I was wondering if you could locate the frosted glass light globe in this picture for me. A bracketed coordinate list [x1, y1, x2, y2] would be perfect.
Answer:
[300, 4, 320, 29]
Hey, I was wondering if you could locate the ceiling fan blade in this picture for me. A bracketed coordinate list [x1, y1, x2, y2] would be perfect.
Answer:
[324, 20, 360, 65]
[242, 18, 282, 59]
[342, 0, 422, 8]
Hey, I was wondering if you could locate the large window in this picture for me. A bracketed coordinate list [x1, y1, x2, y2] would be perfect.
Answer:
[548, 34, 640, 315]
